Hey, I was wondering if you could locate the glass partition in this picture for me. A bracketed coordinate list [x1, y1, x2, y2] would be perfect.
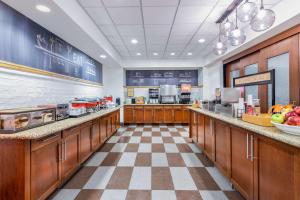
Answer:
[230, 70, 240, 88]
[244, 64, 259, 99]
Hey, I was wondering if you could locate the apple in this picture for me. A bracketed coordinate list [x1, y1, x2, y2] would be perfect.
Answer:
[271, 114, 285, 124]
[285, 111, 298, 120]
[287, 116, 300, 126]
[293, 106, 300, 115]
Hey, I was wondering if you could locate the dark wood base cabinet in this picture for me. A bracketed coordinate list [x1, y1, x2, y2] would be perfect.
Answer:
[0, 109, 120, 200]
[189, 110, 300, 200]
[124, 105, 190, 124]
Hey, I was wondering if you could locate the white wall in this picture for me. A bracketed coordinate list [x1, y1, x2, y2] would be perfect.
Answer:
[202, 61, 223, 100]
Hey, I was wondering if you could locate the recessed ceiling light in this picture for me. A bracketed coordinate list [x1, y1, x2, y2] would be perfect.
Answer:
[36, 5, 51, 13]
[153, 52, 158, 56]
[187, 52, 193, 56]
[136, 53, 141, 56]
[198, 38, 206, 43]
[170, 52, 175, 56]
[100, 54, 106, 59]
[131, 39, 138, 44]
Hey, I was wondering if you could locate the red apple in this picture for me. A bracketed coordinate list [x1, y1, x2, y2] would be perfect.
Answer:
[293, 106, 300, 115]
[285, 111, 298, 120]
[287, 116, 300, 126]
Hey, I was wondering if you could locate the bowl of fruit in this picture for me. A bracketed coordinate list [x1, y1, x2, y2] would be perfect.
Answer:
[271, 106, 300, 136]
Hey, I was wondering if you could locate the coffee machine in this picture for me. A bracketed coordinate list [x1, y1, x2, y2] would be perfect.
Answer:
[160, 85, 177, 104]
[179, 84, 191, 104]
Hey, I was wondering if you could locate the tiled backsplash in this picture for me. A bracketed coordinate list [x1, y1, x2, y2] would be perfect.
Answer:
[0, 68, 104, 109]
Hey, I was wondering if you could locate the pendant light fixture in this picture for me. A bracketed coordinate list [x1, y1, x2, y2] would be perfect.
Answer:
[220, 18, 234, 38]
[229, 8, 246, 46]
[237, 0, 258, 23]
[250, 0, 275, 31]
[213, 24, 227, 56]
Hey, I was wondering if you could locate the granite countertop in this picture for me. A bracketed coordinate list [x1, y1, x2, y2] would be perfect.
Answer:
[0, 106, 122, 140]
[124, 104, 191, 106]
[188, 107, 300, 148]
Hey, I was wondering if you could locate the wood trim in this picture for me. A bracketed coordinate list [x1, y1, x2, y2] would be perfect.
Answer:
[224, 24, 300, 64]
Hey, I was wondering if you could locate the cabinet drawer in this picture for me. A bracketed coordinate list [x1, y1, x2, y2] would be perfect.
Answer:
[31, 132, 61, 151]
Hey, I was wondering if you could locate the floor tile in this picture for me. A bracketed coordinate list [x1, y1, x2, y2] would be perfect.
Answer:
[138, 144, 152, 153]
[51, 189, 81, 200]
[141, 137, 152, 143]
[129, 137, 141, 144]
[123, 132, 133, 136]
[170, 167, 197, 190]
[152, 144, 165, 152]
[152, 127, 160, 131]
[126, 190, 151, 200]
[164, 144, 179, 153]
[160, 127, 169, 131]
[75, 189, 103, 200]
[176, 144, 193, 153]
[135, 127, 144, 131]
[152, 132, 161, 136]
[224, 191, 245, 200]
[125, 144, 139, 152]
[175, 191, 203, 200]
[166, 153, 186, 166]
[106, 167, 133, 189]
[188, 167, 220, 190]
[168, 128, 178, 132]
[135, 153, 151, 166]
[132, 132, 142, 136]
[129, 167, 152, 190]
[143, 127, 152, 131]
[161, 132, 172, 137]
[111, 143, 127, 152]
[181, 153, 204, 167]
[176, 127, 186, 132]
[180, 132, 190, 137]
[100, 189, 127, 200]
[152, 137, 163, 144]
[199, 191, 228, 200]
[83, 167, 115, 189]
[101, 153, 122, 166]
[152, 167, 174, 190]
[152, 153, 168, 167]
[118, 153, 137, 166]
[152, 190, 176, 200]
[107, 136, 120, 143]
[85, 153, 108, 166]
[64, 167, 97, 189]
[142, 132, 152, 137]
[196, 154, 214, 167]
[206, 167, 233, 191]
[99, 143, 115, 152]
[187, 143, 202, 153]
[118, 136, 131, 143]
[173, 137, 186, 143]
[170, 132, 181, 137]
[162, 137, 175, 143]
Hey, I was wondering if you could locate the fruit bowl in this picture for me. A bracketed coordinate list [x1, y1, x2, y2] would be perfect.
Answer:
[271, 122, 300, 136]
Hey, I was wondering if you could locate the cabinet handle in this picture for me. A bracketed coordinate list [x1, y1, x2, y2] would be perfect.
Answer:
[250, 135, 254, 161]
[64, 140, 67, 161]
[246, 133, 249, 160]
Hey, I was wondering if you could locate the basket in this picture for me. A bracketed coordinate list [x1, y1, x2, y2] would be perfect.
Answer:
[242, 113, 274, 127]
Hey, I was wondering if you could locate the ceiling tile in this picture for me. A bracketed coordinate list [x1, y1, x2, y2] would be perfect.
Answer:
[85, 7, 112, 25]
[175, 6, 212, 24]
[171, 24, 198, 35]
[78, 0, 103, 7]
[142, 0, 179, 6]
[147, 44, 165, 51]
[146, 36, 168, 45]
[99, 25, 119, 37]
[106, 35, 125, 46]
[197, 22, 218, 35]
[180, 0, 218, 6]
[168, 35, 191, 45]
[107, 7, 142, 24]
[145, 25, 171, 37]
[102, 0, 140, 7]
[166, 44, 184, 51]
[117, 25, 144, 36]
[122, 36, 145, 45]
[143, 7, 177, 24]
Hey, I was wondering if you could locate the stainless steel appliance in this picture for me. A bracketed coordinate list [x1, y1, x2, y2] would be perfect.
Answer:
[56, 104, 69, 120]
[214, 88, 242, 116]
[160, 85, 177, 104]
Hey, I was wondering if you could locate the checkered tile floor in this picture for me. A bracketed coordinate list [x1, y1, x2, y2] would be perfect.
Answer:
[50, 125, 245, 200]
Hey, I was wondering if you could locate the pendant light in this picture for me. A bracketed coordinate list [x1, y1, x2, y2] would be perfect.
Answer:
[213, 24, 227, 56]
[250, 0, 275, 32]
[220, 18, 234, 38]
[229, 8, 246, 46]
[237, 0, 258, 23]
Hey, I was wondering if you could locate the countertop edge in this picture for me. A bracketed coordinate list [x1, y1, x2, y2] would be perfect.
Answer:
[188, 107, 300, 149]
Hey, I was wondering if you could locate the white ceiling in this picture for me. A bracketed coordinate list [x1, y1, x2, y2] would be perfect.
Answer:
[78, 0, 283, 60]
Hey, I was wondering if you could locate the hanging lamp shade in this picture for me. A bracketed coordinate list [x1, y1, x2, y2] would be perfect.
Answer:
[237, 0, 258, 23]
[250, 0, 275, 31]
[213, 23, 227, 56]
[220, 18, 234, 37]
[229, 8, 246, 46]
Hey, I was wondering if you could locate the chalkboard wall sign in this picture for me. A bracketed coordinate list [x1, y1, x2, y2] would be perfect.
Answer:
[0, 2, 103, 85]
[126, 70, 199, 86]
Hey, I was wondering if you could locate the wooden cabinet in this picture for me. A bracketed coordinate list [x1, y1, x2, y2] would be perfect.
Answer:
[92, 119, 100, 151]
[100, 117, 107, 143]
[254, 136, 300, 200]
[116, 110, 120, 129]
[80, 122, 92, 162]
[182, 107, 190, 123]
[174, 106, 183, 123]
[204, 116, 215, 161]
[144, 106, 153, 123]
[153, 107, 164, 123]
[164, 106, 174, 123]
[190, 111, 198, 142]
[134, 106, 144, 123]
[62, 126, 80, 181]
[197, 114, 205, 149]
[106, 116, 112, 138]
[214, 120, 231, 178]
[124, 106, 134, 123]
[30, 133, 61, 200]
[231, 126, 254, 200]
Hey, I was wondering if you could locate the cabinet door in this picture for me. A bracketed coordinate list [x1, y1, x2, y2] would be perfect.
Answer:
[189, 111, 197, 142]
[197, 114, 205, 149]
[100, 118, 107, 143]
[144, 107, 153, 123]
[254, 136, 300, 200]
[164, 106, 174, 123]
[62, 127, 80, 180]
[182, 107, 190, 123]
[106, 116, 112, 137]
[174, 106, 183, 123]
[134, 106, 144, 123]
[214, 120, 231, 178]
[124, 106, 134, 123]
[153, 107, 164, 123]
[231, 127, 254, 200]
[92, 120, 100, 151]
[80, 122, 92, 162]
[111, 114, 116, 133]
[31, 133, 61, 200]
[204, 116, 215, 161]
[116, 110, 120, 129]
